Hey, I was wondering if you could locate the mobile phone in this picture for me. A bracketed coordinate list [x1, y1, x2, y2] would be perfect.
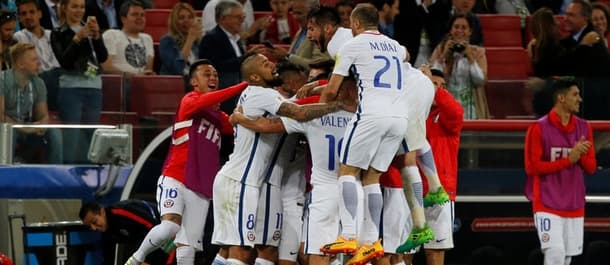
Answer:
[86, 16, 96, 23]
[262, 40, 274, 49]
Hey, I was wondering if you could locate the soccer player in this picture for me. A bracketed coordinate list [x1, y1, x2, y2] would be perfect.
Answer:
[124, 60, 249, 265]
[524, 78, 596, 265]
[306, 6, 353, 58]
[229, 77, 358, 265]
[211, 51, 345, 265]
[319, 4, 409, 265]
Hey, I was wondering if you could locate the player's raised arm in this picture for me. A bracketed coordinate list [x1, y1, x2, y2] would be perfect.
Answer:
[230, 111, 286, 133]
[320, 74, 344, 103]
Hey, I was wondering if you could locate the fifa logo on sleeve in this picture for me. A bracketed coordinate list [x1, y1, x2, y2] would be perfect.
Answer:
[550, 147, 571, 161]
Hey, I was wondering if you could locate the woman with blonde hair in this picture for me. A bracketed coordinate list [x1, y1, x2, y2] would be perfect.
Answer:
[159, 2, 202, 76]
[50, 0, 107, 163]
[429, 14, 488, 119]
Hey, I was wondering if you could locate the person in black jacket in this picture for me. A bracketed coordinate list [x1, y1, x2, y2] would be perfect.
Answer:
[79, 200, 173, 265]
[50, 0, 107, 164]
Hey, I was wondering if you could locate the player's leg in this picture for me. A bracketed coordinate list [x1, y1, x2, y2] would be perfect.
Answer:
[563, 216, 584, 265]
[423, 200, 455, 265]
[278, 193, 304, 265]
[175, 189, 210, 265]
[254, 183, 282, 265]
[534, 212, 567, 265]
[126, 176, 183, 265]
[380, 187, 411, 265]
[307, 183, 340, 265]
[416, 141, 449, 207]
[212, 247, 228, 265]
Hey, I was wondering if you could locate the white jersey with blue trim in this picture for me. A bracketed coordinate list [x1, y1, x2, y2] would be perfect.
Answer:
[281, 110, 352, 186]
[403, 62, 435, 119]
[218, 85, 285, 187]
[333, 30, 409, 118]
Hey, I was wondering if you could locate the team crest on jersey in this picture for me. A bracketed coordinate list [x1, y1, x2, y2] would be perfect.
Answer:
[163, 199, 174, 208]
[247, 231, 255, 241]
[272, 231, 281, 241]
[541, 233, 550, 242]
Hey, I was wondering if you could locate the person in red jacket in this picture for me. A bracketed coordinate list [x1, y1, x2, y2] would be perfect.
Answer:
[405, 68, 464, 265]
[524, 78, 596, 265]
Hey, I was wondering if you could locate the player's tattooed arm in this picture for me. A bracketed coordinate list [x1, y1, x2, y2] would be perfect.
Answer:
[230, 111, 286, 133]
[276, 101, 341, 122]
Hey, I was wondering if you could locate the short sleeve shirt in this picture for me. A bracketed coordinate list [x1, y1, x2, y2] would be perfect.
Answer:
[0, 69, 47, 122]
[102, 29, 154, 74]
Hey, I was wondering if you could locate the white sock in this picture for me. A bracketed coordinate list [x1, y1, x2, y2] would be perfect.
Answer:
[133, 220, 180, 261]
[254, 258, 274, 265]
[226, 258, 247, 265]
[338, 175, 361, 239]
[176, 245, 195, 265]
[361, 184, 382, 244]
[393, 261, 406, 265]
[400, 166, 426, 229]
[211, 253, 227, 265]
[417, 141, 442, 192]
[330, 256, 343, 265]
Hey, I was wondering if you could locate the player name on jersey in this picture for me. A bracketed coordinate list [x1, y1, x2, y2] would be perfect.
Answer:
[320, 115, 351, 128]
[369, 41, 399, 52]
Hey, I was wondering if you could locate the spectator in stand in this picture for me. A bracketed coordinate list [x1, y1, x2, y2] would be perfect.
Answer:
[335, 0, 353, 28]
[436, 0, 483, 46]
[0, 10, 17, 70]
[473, 0, 530, 15]
[85, 0, 123, 31]
[0, 43, 62, 164]
[560, 0, 610, 77]
[102, 0, 153, 76]
[79, 200, 173, 265]
[371, 0, 400, 38]
[592, 2, 610, 51]
[159, 2, 201, 77]
[429, 14, 488, 119]
[524, 78, 597, 265]
[201, 0, 271, 44]
[261, 0, 299, 44]
[527, 7, 567, 77]
[14, 0, 62, 112]
[51, 0, 108, 164]
[528, 0, 562, 14]
[265, 0, 330, 70]
[39, 0, 60, 29]
[199, 0, 265, 114]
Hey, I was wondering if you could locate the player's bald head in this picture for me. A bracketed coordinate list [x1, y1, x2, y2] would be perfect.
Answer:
[351, 3, 379, 28]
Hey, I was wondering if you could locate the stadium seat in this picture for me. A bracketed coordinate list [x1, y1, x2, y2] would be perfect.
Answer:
[130, 75, 185, 119]
[101, 74, 124, 111]
[145, 9, 171, 43]
[484, 80, 534, 119]
[485, 47, 531, 80]
[478, 15, 523, 47]
[152, 0, 178, 9]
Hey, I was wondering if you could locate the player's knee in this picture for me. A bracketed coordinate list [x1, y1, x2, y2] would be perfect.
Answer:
[161, 213, 182, 225]
[542, 245, 566, 264]
[256, 245, 278, 262]
[158, 220, 181, 237]
[176, 246, 195, 264]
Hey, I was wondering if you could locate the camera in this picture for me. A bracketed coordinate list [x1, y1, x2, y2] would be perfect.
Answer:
[450, 42, 466, 53]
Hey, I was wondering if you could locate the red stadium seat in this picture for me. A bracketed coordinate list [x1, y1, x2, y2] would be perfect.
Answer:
[484, 80, 534, 119]
[130, 75, 185, 119]
[145, 9, 171, 43]
[485, 47, 531, 80]
[101, 74, 124, 111]
[152, 0, 178, 9]
[478, 14, 523, 47]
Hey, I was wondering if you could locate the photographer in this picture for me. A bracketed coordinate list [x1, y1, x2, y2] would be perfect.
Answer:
[429, 14, 488, 119]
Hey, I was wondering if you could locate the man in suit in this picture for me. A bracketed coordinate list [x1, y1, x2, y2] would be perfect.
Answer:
[560, 0, 609, 77]
[199, 0, 249, 115]
[266, 0, 330, 70]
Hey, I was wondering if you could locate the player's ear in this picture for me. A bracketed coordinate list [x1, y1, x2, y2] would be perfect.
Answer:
[190, 78, 198, 88]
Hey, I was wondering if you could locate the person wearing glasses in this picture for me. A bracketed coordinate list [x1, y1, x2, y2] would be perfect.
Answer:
[50, 0, 108, 164]
[0, 9, 17, 70]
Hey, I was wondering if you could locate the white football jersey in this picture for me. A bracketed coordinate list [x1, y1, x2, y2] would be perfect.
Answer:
[333, 31, 409, 118]
[403, 62, 435, 120]
[218, 85, 285, 187]
[281, 110, 353, 185]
